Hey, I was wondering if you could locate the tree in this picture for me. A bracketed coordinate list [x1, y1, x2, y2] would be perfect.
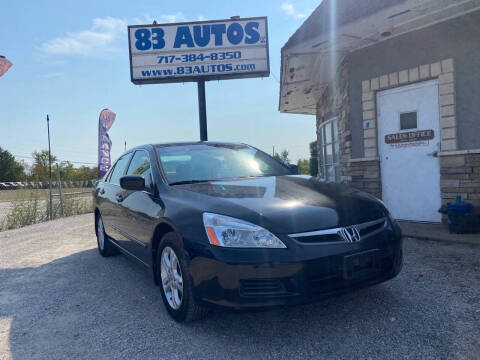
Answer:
[58, 161, 75, 181]
[309, 141, 318, 176]
[31, 150, 57, 181]
[72, 166, 98, 181]
[297, 159, 310, 175]
[0, 147, 25, 181]
[28, 150, 98, 182]
[274, 149, 290, 165]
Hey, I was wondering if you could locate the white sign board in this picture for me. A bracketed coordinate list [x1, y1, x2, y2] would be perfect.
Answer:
[128, 17, 269, 84]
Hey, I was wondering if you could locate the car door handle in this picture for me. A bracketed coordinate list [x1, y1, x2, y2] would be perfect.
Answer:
[116, 193, 124, 202]
[99, 188, 105, 195]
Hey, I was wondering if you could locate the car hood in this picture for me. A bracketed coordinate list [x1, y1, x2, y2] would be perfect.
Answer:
[173, 175, 387, 234]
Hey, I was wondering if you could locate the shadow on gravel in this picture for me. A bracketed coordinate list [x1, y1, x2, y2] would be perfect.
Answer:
[1, 242, 477, 359]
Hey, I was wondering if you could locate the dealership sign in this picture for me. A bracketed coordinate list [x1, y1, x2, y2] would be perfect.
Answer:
[128, 17, 269, 84]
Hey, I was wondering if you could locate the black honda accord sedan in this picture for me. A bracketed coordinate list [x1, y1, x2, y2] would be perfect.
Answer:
[93, 142, 403, 322]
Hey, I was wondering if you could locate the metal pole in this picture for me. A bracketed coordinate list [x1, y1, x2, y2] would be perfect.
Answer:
[56, 163, 64, 218]
[47, 115, 53, 220]
[197, 80, 208, 141]
[124, 140, 127, 152]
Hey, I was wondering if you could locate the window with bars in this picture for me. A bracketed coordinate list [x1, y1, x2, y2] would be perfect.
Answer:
[319, 118, 340, 183]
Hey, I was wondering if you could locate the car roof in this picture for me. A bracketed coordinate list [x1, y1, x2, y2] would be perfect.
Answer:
[152, 141, 247, 148]
[121, 141, 252, 158]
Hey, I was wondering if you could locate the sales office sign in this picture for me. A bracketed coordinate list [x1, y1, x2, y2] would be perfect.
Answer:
[128, 17, 269, 84]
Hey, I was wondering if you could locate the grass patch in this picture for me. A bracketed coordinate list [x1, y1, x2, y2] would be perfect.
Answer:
[0, 190, 92, 231]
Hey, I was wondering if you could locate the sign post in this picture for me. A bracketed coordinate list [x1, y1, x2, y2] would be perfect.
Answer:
[197, 80, 207, 141]
[127, 17, 269, 141]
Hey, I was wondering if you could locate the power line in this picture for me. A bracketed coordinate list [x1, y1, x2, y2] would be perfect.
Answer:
[7, 144, 97, 157]
[270, 72, 281, 84]
[12, 154, 97, 166]
[12, 153, 97, 163]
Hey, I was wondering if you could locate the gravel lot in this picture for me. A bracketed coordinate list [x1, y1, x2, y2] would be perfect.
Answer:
[1, 214, 479, 360]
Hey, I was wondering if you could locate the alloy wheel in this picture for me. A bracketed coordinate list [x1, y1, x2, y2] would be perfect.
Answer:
[160, 246, 184, 310]
[97, 217, 105, 250]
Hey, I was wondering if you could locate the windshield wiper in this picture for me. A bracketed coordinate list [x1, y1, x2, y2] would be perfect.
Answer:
[169, 175, 279, 186]
[169, 179, 215, 186]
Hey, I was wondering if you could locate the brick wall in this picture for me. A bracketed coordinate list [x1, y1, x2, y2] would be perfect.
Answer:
[347, 160, 381, 198]
[316, 58, 351, 179]
[440, 152, 480, 207]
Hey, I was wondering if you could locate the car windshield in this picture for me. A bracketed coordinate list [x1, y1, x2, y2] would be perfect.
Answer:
[156, 143, 291, 184]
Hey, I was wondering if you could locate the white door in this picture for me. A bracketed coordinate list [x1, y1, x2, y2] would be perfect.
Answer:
[377, 80, 441, 223]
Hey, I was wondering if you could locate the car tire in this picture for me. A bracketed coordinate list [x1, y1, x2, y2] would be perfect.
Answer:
[156, 232, 209, 322]
[95, 214, 119, 257]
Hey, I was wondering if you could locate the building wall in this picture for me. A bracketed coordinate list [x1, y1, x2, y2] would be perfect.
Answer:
[315, 10, 480, 208]
[315, 59, 351, 183]
[440, 153, 480, 206]
[348, 10, 480, 158]
[316, 57, 384, 197]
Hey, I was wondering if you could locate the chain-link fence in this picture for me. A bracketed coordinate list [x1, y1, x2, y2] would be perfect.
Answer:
[0, 180, 95, 190]
[0, 183, 94, 231]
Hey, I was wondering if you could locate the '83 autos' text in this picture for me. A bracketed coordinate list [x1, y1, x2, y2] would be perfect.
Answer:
[134, 21, 263, 51]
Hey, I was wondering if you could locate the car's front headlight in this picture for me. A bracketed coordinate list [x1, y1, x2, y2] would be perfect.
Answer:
[203, 212, 286, 248]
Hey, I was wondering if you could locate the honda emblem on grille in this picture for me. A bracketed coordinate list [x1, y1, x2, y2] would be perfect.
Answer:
[338, 227, 361, 243]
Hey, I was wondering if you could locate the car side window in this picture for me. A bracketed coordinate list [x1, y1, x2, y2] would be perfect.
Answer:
[109, 154, 132, 185]
[126, 150, 153, 190]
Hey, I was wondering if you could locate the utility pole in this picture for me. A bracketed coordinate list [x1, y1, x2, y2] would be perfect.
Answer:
[56, 163, 64, 218]
[272, 146, 275, 157]
[47, 115, 53, 220]
[124, 140, 127, 152]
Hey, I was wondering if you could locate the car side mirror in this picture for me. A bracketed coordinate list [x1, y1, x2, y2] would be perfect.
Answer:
[120, 175, 145, 191]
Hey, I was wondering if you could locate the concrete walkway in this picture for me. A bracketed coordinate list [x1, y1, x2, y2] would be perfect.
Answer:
[399, 221, 480, 245]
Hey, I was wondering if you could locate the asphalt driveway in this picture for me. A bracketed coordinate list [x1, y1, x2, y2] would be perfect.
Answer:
[1, 214, 479, 359]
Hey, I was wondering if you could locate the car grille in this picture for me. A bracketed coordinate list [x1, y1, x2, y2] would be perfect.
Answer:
[289, 217, 387, 244]
[239, 279, 287, 297]
[359, 220, 385, 237]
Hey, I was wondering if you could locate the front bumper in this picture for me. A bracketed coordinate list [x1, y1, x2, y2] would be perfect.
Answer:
[186, 221, 403, 309]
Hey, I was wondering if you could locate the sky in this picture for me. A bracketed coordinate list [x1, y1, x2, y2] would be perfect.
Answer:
[0, 0, 319, 168]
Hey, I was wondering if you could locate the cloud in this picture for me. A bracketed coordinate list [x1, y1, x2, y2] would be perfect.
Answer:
[134, 12, 186, 24]
[39, 16, 127, 56]
[132, 14, 155, 25]
[38, 12, 197, 57]
[39, 59, 66, 65]
[281, 2, 307, 19]
[158, 12, 186, 23]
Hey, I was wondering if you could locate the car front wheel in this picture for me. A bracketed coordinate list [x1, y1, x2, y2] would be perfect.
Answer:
[156, 232, 208, 322]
